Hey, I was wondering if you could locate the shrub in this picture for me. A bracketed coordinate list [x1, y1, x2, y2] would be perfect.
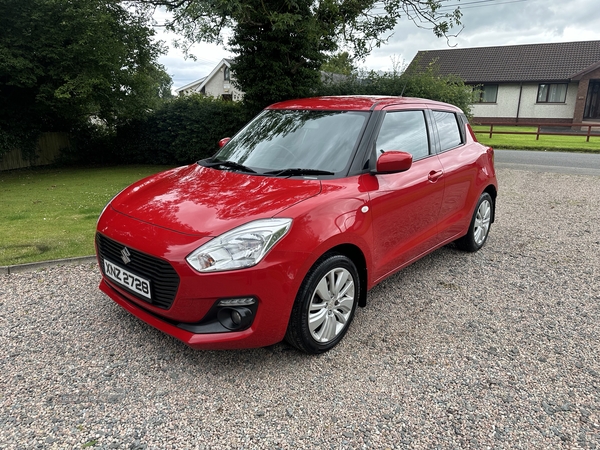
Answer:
[315, 64, 473, 118]
[116, 95, 251, 165]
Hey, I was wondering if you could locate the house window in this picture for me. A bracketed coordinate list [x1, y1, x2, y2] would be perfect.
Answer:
[474, 84, 498, 103]
[537, 83, 567, 103]
[224, 67, 231, 82]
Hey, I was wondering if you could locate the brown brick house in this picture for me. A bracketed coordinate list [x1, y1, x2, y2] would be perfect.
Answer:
[408, 41, 600, 125]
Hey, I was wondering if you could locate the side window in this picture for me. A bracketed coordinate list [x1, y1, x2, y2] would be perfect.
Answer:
[433, 111, 463, 152]
[375, 110, 429, 160]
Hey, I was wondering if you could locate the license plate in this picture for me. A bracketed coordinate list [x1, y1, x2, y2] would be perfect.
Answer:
[103, 259, 151, 300]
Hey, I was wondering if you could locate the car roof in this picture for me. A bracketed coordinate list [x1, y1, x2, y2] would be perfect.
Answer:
[267, 96, 461, 112]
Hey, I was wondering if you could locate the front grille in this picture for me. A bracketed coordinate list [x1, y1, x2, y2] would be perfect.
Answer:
[96, 233, 180, 309]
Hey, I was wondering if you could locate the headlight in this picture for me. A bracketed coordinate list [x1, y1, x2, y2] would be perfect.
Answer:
[186, 218, 292, 272]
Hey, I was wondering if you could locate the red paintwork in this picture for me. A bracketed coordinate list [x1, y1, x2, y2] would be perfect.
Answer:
[109, 164, 321, 236]
[218, 137, 231, 148]
[376, 151, 413, 173]
[96, 96, 498, 350]
[268, 96, 454, 112]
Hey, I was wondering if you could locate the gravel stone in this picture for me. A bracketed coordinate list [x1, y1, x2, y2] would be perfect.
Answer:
[1, 168, 600, 449]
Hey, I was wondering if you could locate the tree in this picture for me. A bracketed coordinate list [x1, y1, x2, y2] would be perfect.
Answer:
[134, 0, 462, 112]
[322, 52, 357, 76]
[227, 0, 331, 112]
[0, 0, 171, 158]
[314, 63, 474, 118]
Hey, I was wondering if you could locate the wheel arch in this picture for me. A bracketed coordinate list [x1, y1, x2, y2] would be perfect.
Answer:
[325, 243, 368, 308]
[483, 184, 498, 223]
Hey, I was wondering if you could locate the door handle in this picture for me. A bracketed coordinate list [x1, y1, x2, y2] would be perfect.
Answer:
[428, 170, 443, 182]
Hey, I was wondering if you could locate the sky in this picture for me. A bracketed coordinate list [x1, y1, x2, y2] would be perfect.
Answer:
[153, 0, 600, 91]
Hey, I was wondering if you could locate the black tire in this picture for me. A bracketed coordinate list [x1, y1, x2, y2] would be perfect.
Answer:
[455, 192, 493, 252]
[285, 254, 359, 354]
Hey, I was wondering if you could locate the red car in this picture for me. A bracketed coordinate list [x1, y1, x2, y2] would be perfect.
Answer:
[96, 96, 497, 354]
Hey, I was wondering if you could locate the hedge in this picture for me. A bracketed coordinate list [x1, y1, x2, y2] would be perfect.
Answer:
[115, 95, 251, 165]
[59, 68, 474, 166]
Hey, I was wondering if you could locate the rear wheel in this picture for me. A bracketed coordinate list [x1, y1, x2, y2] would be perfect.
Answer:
[455, 192, 493, 252]
[285, 254, 359, 354]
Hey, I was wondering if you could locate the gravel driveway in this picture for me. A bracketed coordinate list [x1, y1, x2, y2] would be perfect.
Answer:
[1, 168, 599, 449]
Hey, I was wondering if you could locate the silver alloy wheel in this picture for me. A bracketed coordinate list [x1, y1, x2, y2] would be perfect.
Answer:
[308, 267, 356, 343]
[473, 198, 492, 246]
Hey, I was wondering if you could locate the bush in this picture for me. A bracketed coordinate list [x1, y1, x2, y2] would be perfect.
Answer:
[56, 123, 117, 166]
[315, 65, 474, 118]
[116, 95, 251, 165]
[34, 67, 474, 167]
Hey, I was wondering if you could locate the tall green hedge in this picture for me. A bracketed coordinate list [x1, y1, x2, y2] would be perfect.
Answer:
[65, 68, 473, 167]
[116, 95, 251, 165]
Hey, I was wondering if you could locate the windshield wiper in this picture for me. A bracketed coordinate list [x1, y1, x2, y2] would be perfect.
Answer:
[264, 168, 335, 177]
[203, 158, 257, 174]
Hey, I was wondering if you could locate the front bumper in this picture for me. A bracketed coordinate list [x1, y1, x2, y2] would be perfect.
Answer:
[96, 209, 309, 350]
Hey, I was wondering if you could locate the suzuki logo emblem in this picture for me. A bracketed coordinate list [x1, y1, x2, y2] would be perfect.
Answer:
[121, 247, 131, 264]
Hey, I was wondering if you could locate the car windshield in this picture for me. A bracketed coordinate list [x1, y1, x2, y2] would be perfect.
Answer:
[211, 109, 369, 174]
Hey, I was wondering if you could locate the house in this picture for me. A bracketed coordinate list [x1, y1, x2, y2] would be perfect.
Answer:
[177, 59, 349, 102]
[408, 41, 600, 125]
[176, 58, 244, 101]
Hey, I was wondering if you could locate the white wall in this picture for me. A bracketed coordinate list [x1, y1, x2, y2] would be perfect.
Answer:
[472, 82, 578, 120]
[204, 66, 244, 101]
[518, 82, 577, 119]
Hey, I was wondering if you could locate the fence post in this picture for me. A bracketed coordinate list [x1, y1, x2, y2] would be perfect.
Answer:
[587, 125, 592, 142]
[536, 125, 541, 141]
[489, 124, 493, 139]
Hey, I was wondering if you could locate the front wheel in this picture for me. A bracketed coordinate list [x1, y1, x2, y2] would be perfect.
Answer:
[455, 192, 493, 252]
[285, 254, 359, 354]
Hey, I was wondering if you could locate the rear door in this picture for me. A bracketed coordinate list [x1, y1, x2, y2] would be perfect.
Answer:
[432, 110, 488, 243]
[367, 107, 445, 282]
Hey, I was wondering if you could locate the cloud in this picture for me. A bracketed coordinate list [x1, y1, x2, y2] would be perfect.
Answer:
[364, 0, 600, 71]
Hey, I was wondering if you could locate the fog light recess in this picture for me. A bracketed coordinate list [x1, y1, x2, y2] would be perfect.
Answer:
[216, 298, 256, 331]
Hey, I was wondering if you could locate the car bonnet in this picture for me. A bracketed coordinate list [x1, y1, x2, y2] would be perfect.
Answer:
[109, 164, 322, 237]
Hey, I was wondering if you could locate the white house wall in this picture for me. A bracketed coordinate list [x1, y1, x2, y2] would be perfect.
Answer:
[519, 82, 577, 119]
[472, 82, 578, 120]
[204, 66, 244, 101]
[472, 84, 521, 118]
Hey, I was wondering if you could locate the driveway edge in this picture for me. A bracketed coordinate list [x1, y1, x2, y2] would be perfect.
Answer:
[0, 255, 97, 275]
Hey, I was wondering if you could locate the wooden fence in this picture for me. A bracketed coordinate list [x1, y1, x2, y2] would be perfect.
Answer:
[475, 122, 600, 142]
[0, 132, 70, 171]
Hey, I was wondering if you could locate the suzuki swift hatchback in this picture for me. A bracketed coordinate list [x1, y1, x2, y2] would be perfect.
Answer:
[96, 96, 498, 354]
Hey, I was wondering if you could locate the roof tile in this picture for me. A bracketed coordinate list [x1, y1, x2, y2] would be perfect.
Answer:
[409, 41, 600, 83]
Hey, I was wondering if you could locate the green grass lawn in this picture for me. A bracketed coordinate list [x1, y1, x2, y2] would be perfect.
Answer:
[472, 125, 600, 152]
[0, 165, 173, 266]
[2, 131, 599, 267]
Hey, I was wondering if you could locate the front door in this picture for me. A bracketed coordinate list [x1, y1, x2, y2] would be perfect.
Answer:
[584, 80, 600, 120]
[367, 108, 445, 283]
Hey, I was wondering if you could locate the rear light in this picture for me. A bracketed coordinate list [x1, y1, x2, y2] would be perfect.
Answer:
[487, 146, 495, 165]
